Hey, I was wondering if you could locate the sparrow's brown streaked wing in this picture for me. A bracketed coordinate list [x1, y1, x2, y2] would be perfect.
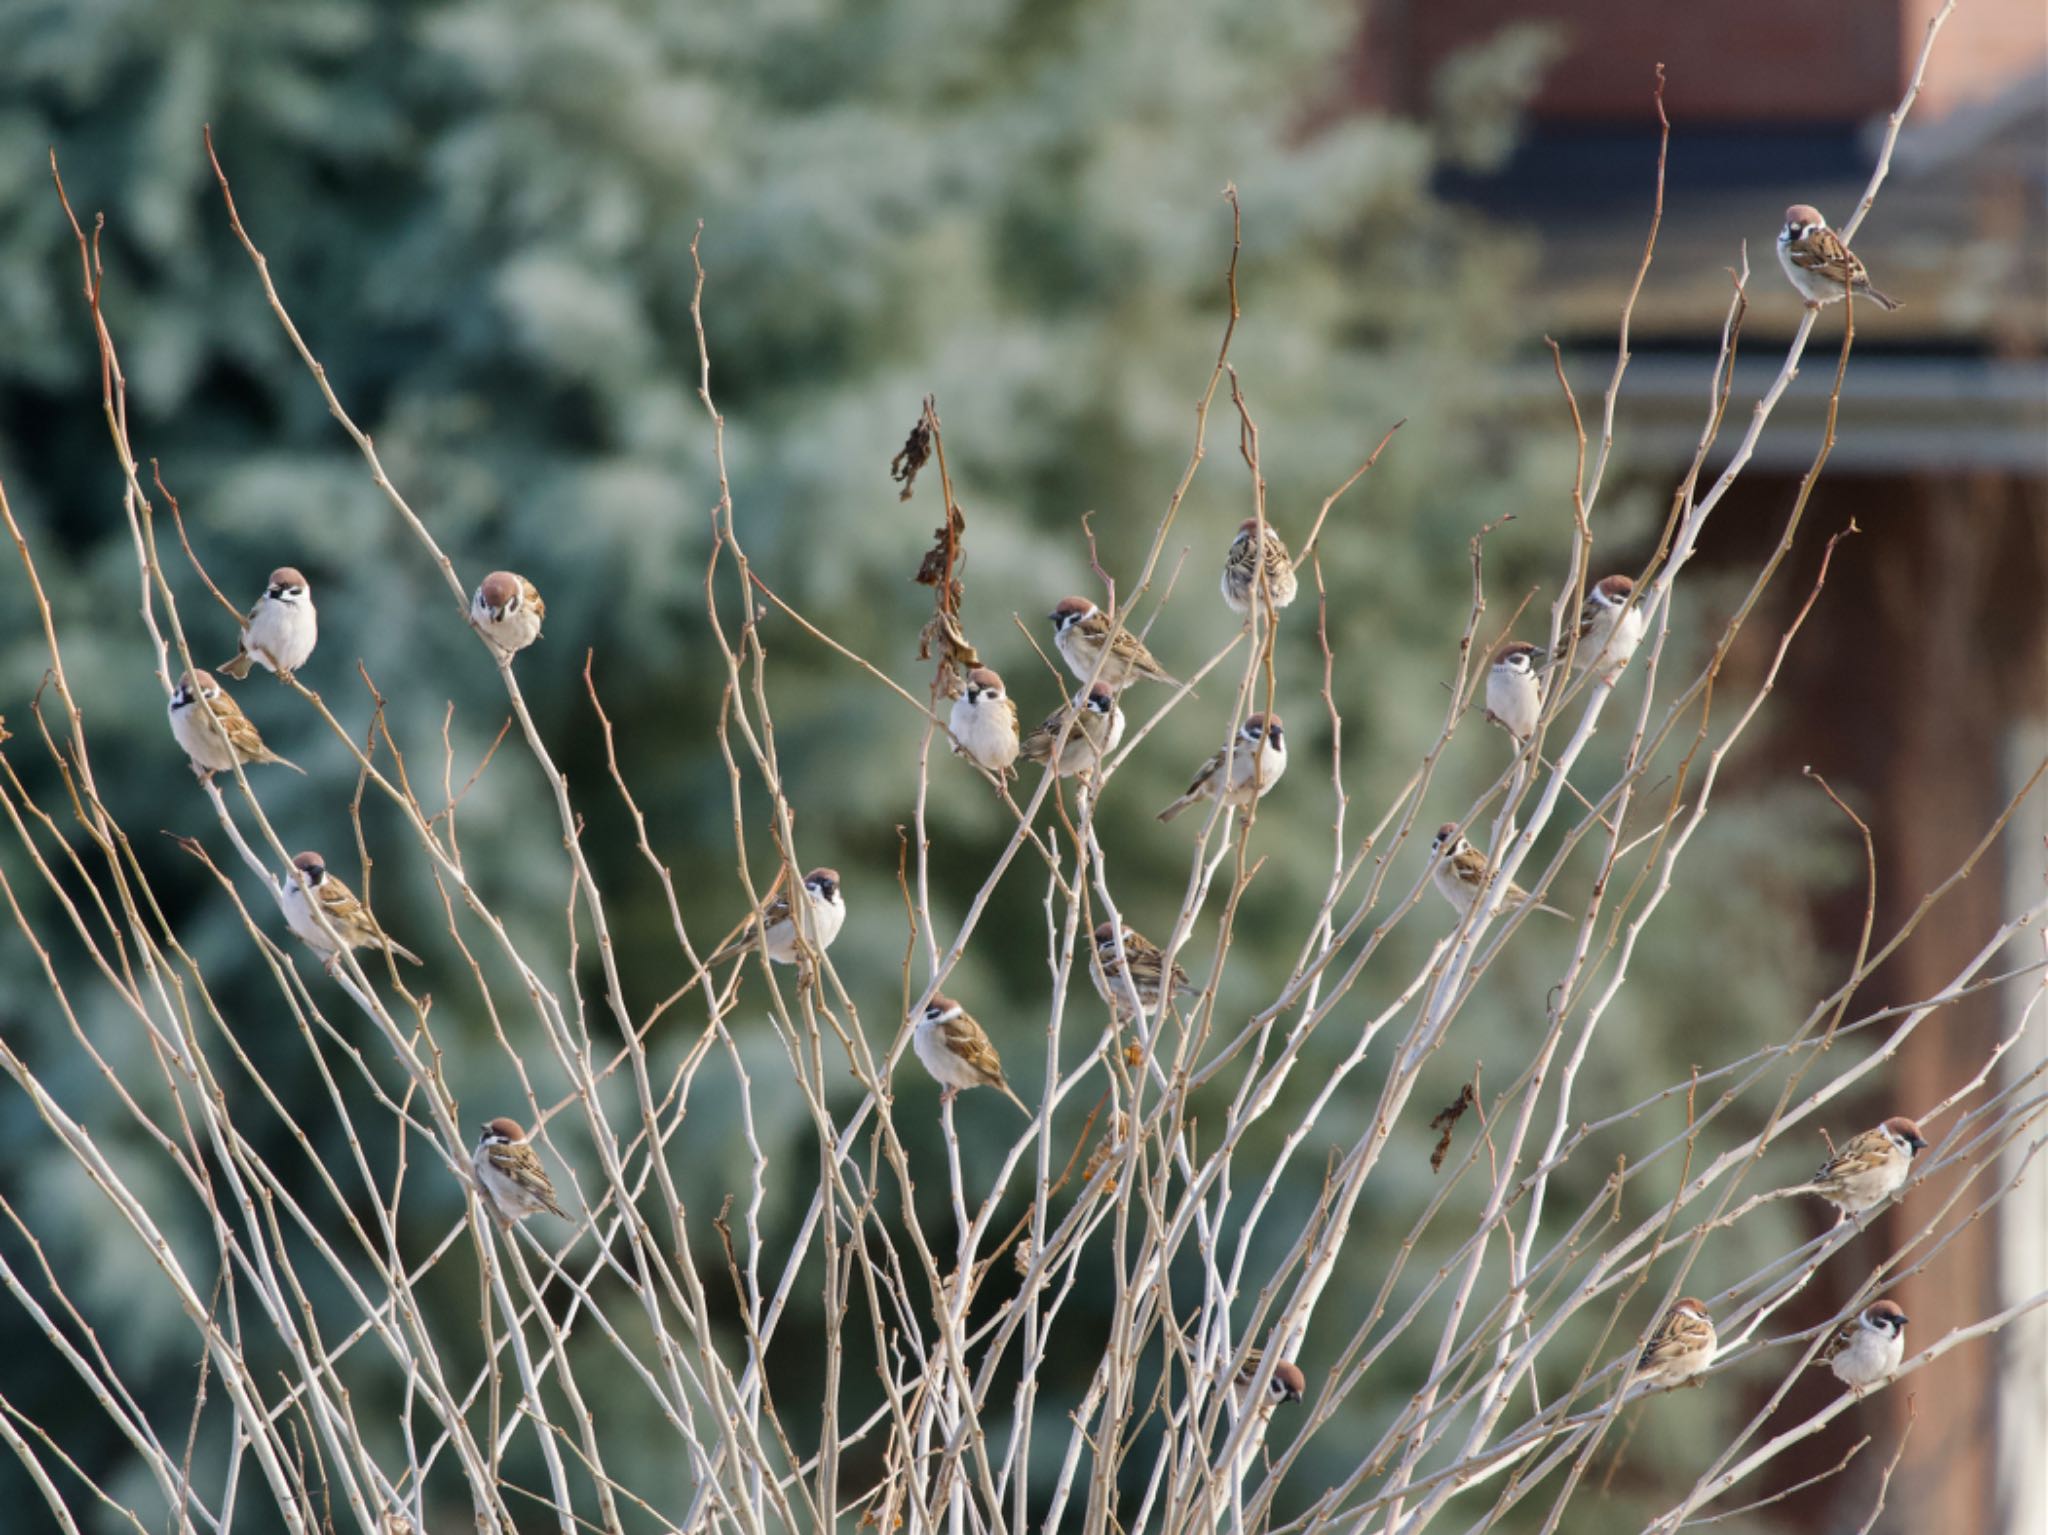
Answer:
[940, 1012, 1004, 1086]
[1813, 1126, 1887, 1184]
[319, 879, 422, 964]
[1157, 751, 1223, 822]
[1021, 705, 1076, 763]
[1817, 1320, 1857, 1368]
[487, 1139, 567, 1218]
[1639, 1307, 1714, 1374]
[1449, 847, 1491, 888]
[941, 1012, 1030, 1112]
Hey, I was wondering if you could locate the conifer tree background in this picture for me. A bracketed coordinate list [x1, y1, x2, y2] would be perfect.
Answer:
[0, 2, 2035, 1532]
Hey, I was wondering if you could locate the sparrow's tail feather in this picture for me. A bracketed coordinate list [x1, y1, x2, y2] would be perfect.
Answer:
[1531, 900, 1575, 921]
[999, 1081, 1032, 1116]
[219, 650, 253, 680]
[268, 751, 307, 775]
[1157, 795, 1197, 823]
[385, 938, 425, 966]
[1861, 284, 1900, 312]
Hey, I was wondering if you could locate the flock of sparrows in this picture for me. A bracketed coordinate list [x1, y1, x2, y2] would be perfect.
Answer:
[1634, 1116, 1928, 1394]
[166, 204, 1909, 1402]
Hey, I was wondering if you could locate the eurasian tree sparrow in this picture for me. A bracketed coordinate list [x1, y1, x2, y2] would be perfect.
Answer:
[1822, 1299, 1908, 1392]
[911, 994, 1029, 1113]
[948, 667, 1021, 776]
[1778, 204, 1898, 311]
[472, 1117, 569, 1224]
[1021, 683, 1125, 779]
[282, 850, 422, 967]
[705, 869, 845, 967]
[1572, 574, 1645, 680]
[168, 669, 303, 778]
[1229, 1348, 1307, 1411]
[1486, 641, 1544, 740]
[1429, 823, 1569, 920]
[1157, 713, 1286, 823]
[1049, 596, 1177, 688]
[1091, 920, 1194, 1019]
[1221, 518, 1299, 617]
[471, 570, 545, 655]
[1635, 1298, 1716, 1389]
[1807, 1116, 1928, 1216]
[221, 566, 317, 680]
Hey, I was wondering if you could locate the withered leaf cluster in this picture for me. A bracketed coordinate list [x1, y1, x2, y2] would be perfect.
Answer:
[1428, 1081, 1479, 1175]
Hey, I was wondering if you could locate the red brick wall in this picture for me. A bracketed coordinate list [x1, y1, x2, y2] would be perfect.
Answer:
[1364, 0, 2044, 122]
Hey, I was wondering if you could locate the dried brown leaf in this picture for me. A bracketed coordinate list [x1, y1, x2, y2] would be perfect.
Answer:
[1428, 1080, 1478, 1175]
[890, 415, 932, 502]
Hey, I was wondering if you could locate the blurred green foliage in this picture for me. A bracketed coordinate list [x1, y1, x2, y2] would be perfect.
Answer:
[0, 0, 1832, 1529]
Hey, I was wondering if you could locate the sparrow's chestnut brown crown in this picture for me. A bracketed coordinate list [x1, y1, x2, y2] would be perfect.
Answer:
[1592, 574, 1634, 604]
[1883, 1116, 1929, 1152]
[477, 571, 523, 614]
[172, 669, 221, 703]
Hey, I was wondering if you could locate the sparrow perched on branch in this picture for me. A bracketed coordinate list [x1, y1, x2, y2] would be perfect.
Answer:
[1021, 683, 1125, 779]
[1157, 714, 1287, 823]
[1229, 1348, 1307, 1411]
[1220, 518, 1299, 617]
[471, 1117, 569, 1224]
[1635, 1298, 1717, 1389]
[168, 669, 304, 778]
[1822, 1299, 1908, 1392]
[1777, 204, 1898, 311]
[281, 850, 422, 967]
[1806, 1116, 1928, 1216]
[705, 869, 845, 967]
[948, 666, 1021, 776]
[1571, 574, 1645, 680]
[220, 566, 317, 680]
[1049, 596, 1177, 688]
[911, 994, 1029, 1113]
[1486, 641, 1544, 741]
[1091, 920, 1194, 1019]
[1429, 824, 1569, 921]
[471, 570, 546, 655]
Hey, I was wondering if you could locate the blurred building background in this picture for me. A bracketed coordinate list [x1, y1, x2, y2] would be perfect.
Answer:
[1365, 2, 2048, 1528]
[0, 1, 2040, 1531]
